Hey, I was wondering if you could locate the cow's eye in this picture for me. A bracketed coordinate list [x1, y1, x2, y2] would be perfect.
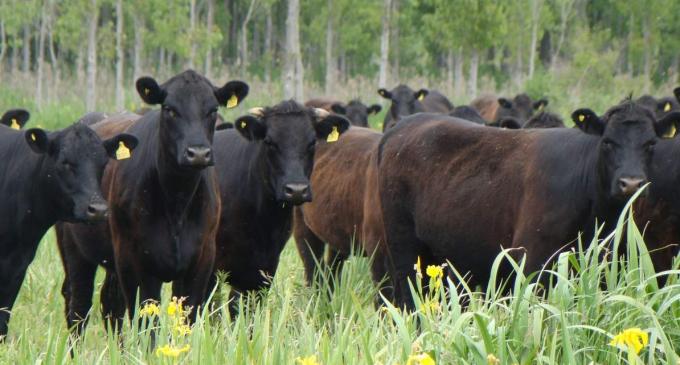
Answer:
[62, 161, 74, 171]
[163, 106, 177, 118]
[602, 139, 615, 149]
[208, 108, 218, 118]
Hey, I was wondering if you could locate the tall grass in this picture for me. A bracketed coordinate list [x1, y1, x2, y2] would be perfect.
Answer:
[0, 192, 678, 364]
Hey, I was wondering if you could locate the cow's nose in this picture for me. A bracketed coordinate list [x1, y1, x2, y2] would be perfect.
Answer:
[86, 202, 108, 220]
[185, 146, 212, 166]
[618, 177, 646, 195]
[283, 183, 312, 204]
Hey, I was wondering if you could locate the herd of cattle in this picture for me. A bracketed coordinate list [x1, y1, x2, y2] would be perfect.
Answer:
[1, 69, 680, 340]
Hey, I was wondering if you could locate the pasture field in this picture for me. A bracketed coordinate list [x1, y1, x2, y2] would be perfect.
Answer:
[0, 189, 679, 364]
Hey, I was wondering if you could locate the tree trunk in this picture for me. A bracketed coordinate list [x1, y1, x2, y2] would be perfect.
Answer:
[204, 0, 214, 78]
[468, 49, 479, 99]
[528, 0, 541, 78]
[551, 0, 573, 69]
[378, 0, 392, 87]
[324, 0, 334, 95]
[86, 0, 99, 111]
[446, 50, 454, 98]
[264, 6, 272, 87]
[188, 0, 197, 69]
[36, 5, 47, 109]
[22, 24, 30, 73]
[47, 18, 59, 81]
[239, 0, 257, 74]
[0, 21, 6, 67]
[133, 13, 143, 81]
[76, 48, 84, 86]
[391, 0, 399, 80]
[115, 0, 124, 109]
[454, 48, 465, 99]
[284, 0, 303, 100]
[158, 47, 164, 76]
[642, 13, 651, 92]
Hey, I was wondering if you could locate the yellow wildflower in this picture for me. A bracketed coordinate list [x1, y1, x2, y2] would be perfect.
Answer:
[173, 323, 192, 336]
[487, 353, 500, 365]
[140, 302, 160, 317]
[414, 256, 422, 276]
[420, 299, 440, 313]
[155, 344, 190, 358]
[167, 296, 184, 317]
[407, 353, 435, 365]
[609, 328, 649, 355]
[296, 355, 321, 365]
[425, 265, 443, 280]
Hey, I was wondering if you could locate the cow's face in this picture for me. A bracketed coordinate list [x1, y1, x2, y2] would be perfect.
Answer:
[496, 94, 548, 124]
[573, 104, 680, 201]
[235, 101, 350, 205]
[331, 100, 381, 127]
[24, 124, 138, 222]
[378, 85, 427, 124]
[0, 109, 30, 130]
[136, 70, 248, 169]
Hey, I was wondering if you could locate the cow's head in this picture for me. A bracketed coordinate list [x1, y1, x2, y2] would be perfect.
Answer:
[24, 124, 138, 222]
[637, 94, 680, 119]
[378, 85, 427, 127]
[573, 101, 680, 201]
[496, 93, 548, 125]
[235, 100, 350, 205]
[449, 105, 487, 125]
[523, 112, 565, 129]
[0, 109, 30, 130]
[136, 70, 248, 168]
[331, 100, 381, 127]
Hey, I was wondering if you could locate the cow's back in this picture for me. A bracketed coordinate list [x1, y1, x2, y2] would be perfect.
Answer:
[422, 90, 454, 113]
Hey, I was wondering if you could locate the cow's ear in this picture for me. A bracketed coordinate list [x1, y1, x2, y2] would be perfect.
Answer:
[330, 103, 346, 115]
[415, 89, 428, 101]
[674, 87, 680, 103]
[498, 98, 512, 109]
[655, 111, 680, 139]
[0, 109, 30, 130]
[499, 117, 521, 129]
[235, 115, 266, 141]
[315, 114, 350, 142]
[658, 100, 673, 113]
[215, 80, 249, 108]
[378, 88, 392, 99]
[103, 133, 139, 160]
[25, 128, 50, 154]
[215, 122, 234, 131]
[136, 77, 166, 105]
[367, 104, 382, 115]
[572, 108, 604, 135]
[533, 98, 548, 111]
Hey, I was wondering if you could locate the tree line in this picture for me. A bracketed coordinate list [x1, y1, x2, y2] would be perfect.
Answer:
[0, 0, 678, 111]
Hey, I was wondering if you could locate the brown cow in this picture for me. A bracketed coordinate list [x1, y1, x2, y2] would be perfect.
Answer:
[378, 103, 680, 309]
[293, 127, 388, 290]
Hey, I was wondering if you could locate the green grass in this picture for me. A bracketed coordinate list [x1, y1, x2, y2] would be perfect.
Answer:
[0, 192, 679, 364]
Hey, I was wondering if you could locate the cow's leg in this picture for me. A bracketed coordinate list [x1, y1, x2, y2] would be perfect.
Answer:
[0, 244, 39, 341]
[381, 215, 425, 311]
[172, 256, 214, 323]
[326, 247, 349, 290]
[293, 208, 327, 286]
[100, 270, 126, 333]
[63, 260, 97, 335]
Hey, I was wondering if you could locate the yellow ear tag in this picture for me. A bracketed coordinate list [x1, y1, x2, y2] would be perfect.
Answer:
[10, 118, 20, 130]
[417, 93, 425, 101]
[144, 88, 150, 96]
[240, 121, 247, 129]
[226, 94, 239, 109]
[116, 141, 131, 160]
[664, 102, 672, 112]
[30, 132, 36, 141]
[326, 126, 339, 143]
[663, 124, 677, 139]
[578, 114, 585, 122]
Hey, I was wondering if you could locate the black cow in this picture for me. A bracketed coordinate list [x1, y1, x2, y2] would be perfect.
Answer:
[306, 99, 381, 128]
[472, 93, 548, 127]
[212, 101, 349, 311]
[496, 111, 565, 129]
[55, 70, 248, 334]
[449, 105, 487, 125]
[636, 92, 680, 119]
[377, 102, 680, 309]
[378, 85, 454, 131]
[0, 109, 30, 130]
[0, 112, 137, 339]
